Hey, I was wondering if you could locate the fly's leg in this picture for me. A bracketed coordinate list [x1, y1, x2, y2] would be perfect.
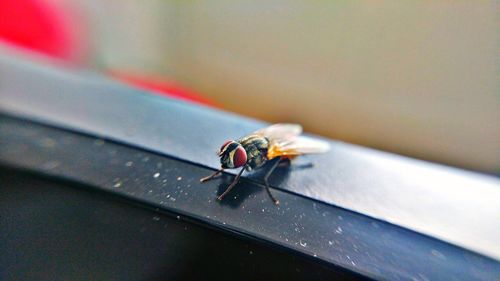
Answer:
[263, 157, 282, 205]
[217, 166, 245, 201]
[200, 168, 224, 183]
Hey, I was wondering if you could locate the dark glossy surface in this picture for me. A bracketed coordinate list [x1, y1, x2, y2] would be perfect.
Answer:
[0, 55, 499, 260]
[1, 116, 498, 280]
[0, 171, 363, 281]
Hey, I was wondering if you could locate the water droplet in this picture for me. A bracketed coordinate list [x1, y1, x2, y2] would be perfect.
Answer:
[328, 241, 333, 245]
[249, 250, 253, 255]
[176, 215, 181, 220]
[153, 172, 160, 178]
[313, 254, 317, 257]
[152, 216, 160, 221]
[113, 182, 122, 188]
[261, 208, 265, 213]
[299, 240, 307, 247]
[125, 161, 133, 167]
[177, 176, 182, 181]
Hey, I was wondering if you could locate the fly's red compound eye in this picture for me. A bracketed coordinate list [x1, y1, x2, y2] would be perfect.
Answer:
[220, 140, 232, 153]
[232, 146, 247, 168]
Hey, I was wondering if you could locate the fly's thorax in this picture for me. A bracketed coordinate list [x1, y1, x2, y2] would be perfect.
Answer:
[238, 135, 269, 170]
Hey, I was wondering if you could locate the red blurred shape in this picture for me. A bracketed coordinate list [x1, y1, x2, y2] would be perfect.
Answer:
[0, 0, 214, 107]
[111, 72, 217, 107]
[0, 0, 79, 60]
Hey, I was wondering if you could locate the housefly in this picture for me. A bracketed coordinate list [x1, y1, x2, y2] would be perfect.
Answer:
[200, 124, 330, 205]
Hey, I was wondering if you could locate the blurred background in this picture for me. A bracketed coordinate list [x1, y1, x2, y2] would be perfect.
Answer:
[0, 0, 498, 174]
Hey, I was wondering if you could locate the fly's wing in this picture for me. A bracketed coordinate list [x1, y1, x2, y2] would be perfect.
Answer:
[254, 123, 303, 142]
[267, 135, 330, 159]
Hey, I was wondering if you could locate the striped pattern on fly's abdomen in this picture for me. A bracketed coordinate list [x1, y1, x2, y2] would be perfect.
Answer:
[238, 135, 269, 170]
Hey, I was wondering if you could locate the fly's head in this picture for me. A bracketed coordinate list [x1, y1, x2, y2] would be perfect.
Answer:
[218, 140, 247, 169]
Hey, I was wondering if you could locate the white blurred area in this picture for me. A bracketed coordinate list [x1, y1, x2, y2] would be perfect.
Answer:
[60, 1, 500, 173]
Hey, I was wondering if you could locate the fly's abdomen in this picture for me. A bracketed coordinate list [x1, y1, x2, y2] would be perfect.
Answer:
[239, 135, 269, 170]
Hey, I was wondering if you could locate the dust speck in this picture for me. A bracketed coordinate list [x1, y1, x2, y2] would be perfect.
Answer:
[93, 139, 104, 146]
[42, 138, 56, 148]
[41, 161, 60, 170]
[417, 273, 430, 281]
[431, 249, 446, 260]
